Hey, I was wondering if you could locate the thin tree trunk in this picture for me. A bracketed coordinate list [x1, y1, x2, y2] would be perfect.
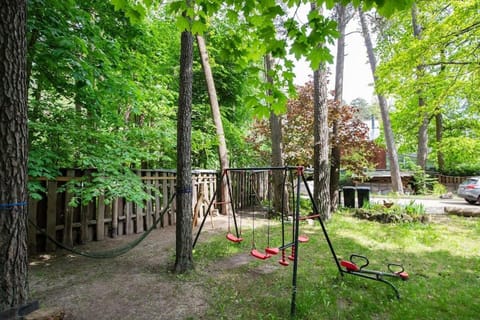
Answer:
[436, 51, 446, 172]
[0, 0, 29, 311]
[358, 7, 404, 194]
[174, 29, 194, 273]
[435, 113, 444, 171]
[311, 3, 331, 220]
[264, 54, 285, 214]
[330, 3, 347, 212]
[412, 2, 429, 170]
[196, 35, 229, 215]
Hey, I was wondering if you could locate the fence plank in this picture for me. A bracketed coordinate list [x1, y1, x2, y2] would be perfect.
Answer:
[28, 199, 38, 254]
[96, 195, 105, 241]
[125, 201, 133, 235]
[112, 198, 119, 238]
[135, 171, 144, 233]
[161, 172, 169, 227]
[63, 170, 75, 247]
[145, 171, 153, 229]
[154, 172, 161, 227]
[46, 181, 57, 252]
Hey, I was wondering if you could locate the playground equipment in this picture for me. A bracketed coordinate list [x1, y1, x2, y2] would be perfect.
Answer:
[193, 166, 408, 317]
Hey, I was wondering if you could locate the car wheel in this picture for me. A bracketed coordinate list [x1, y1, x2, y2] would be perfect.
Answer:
[466, 199, 477, 204]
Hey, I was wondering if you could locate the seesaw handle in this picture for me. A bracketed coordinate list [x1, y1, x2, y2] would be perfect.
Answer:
[387, 263, 405, 274]
[350, 254, 369, 270]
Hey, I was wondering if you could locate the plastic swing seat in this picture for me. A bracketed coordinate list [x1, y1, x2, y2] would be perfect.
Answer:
[226, 233, 243, 243]
[251, 249, 271, 260]
[265, 247, 279, 255]
[298, 235, 309, 243]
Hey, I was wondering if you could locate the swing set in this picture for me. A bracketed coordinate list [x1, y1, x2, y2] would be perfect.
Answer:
[193, 166, 409, 317]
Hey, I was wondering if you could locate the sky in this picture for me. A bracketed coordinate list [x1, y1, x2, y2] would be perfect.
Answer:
[291, 12, 376, 104]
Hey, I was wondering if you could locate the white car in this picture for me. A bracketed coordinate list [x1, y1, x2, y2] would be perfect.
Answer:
[457, 177, 480, 204]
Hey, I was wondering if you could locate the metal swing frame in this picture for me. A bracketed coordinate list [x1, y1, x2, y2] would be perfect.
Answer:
[193, 166, 408, 318]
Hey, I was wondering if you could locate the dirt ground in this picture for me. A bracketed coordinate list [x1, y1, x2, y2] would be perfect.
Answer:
[28, 215, 241, 320]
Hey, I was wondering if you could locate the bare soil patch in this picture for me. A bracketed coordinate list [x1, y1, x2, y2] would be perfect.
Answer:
[29, 216, 231, 320]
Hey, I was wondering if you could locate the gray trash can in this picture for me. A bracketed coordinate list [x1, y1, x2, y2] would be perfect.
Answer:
[357, 187, 370, 208]
[343, 186, 356, 208]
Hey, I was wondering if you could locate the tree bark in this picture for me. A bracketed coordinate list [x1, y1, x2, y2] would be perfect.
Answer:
[330, 3, 347, 212]
[412, 2, 429, 170]
[311, 3, 331, 220]
[174, 29, 194, 273]
[435, 112, 444, 171]
[196, 35, 229, 215]
[264, 54, 285, 214]
[0, 0, 30, 311]
[359, 7, 404, 194]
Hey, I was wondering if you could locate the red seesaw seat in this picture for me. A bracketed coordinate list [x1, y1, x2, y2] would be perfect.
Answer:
[340, 260, 360, 272]
[397, 271, 409, 280]
[226, 233, 243, 243]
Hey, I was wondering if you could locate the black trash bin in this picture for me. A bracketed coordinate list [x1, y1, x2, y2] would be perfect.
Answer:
[343, 186, 356, 208]
[357, 186, 370, 208]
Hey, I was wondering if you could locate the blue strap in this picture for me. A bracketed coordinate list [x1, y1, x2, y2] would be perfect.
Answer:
[0, 202, 27, 209]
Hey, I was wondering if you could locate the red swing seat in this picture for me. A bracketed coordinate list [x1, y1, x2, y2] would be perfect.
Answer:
[226, 233, 243, 243]
[298, 235, 309, 243]
[251, 249, 271, 260]
[265, 247, 279, 255]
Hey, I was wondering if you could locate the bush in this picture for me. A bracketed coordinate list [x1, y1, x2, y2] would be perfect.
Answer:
[441, 163, 480, 176]
[355, 200, 429, 223]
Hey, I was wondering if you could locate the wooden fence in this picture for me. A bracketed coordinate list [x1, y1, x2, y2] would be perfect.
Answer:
[228, 170, 271, 211]
[28, 169, 218, 253]
[435, 174, 470, 191]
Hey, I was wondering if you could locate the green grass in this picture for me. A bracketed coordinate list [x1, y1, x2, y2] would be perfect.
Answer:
[193, 213, 480, 319]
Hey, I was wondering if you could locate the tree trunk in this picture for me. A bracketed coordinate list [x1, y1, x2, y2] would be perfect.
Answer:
[0, 0, 30, 311]
[435, 112, 444, 172]
[412, 2, 429, 170]
[195, 35, 229, 215]
[264, 54, 285, 214]
[311, 3, 331, 220]
[358, 7, 404, 194]
[174, 29, 194, 273]
[435, 51, 446, 172]
[330, 3, 347, 212]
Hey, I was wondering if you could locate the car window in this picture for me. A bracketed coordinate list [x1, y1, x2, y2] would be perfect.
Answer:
[463, 178, 479, 185]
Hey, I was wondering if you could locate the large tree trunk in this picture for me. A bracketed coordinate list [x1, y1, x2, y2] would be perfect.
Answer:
[359, 7, 404, 194]
[311, 3, 331, 220]
[264, 54, 285, 214]
[174, 29, 194, 273]
[196, 35, 229, 215]
[0, 0, 30, 311]
[330, 3, 347, 212]
[412, 2, 429, 170]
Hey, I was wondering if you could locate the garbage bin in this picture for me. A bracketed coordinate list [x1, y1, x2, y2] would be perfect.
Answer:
[343, 186, 356, 208]
[357, 186, 370, 208]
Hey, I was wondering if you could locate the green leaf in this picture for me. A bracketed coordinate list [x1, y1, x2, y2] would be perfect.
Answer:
[192, 20, 207, 34]
[175, 16, 190, 31]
